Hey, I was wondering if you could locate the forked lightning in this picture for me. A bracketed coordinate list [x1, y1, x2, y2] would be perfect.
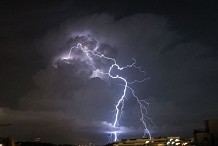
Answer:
[63, 43, 152, 142]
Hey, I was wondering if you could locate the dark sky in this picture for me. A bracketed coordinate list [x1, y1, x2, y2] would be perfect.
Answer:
[1, 0, 218, 145]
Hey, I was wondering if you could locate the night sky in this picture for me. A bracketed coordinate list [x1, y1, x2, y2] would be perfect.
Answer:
[0, 0, 218, 145]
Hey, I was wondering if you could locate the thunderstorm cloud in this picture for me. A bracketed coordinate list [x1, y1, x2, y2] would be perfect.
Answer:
[1, 8, 218, 145]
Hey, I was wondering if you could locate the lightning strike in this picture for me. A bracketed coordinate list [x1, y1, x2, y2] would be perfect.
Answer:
[62, 42, 152, 142]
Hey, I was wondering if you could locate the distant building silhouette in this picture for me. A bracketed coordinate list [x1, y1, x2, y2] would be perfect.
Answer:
[16, 142, 77, 146]
[194, 119, 218, 146]
[104, 137, 193, 146]
[16, 142, 55, 146]
[0, 137, 16, 146]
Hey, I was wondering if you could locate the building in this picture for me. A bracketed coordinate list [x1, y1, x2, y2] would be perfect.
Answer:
[104, 137, 192, 146]
[0, 137, 16, 146]
[194, 119, 218, 146]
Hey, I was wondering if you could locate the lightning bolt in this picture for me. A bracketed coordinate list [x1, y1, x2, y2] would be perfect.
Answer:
[63, 43, 152, 142]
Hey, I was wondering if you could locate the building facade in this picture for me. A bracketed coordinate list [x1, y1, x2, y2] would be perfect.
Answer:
[194, 119, 218, 146]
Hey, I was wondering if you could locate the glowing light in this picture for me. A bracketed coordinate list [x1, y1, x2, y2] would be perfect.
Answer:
[175, 142, 181, 145]
[62, 41, 152, 142]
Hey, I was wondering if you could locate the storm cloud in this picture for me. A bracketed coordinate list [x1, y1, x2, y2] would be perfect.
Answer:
[1, 5, 218, 145]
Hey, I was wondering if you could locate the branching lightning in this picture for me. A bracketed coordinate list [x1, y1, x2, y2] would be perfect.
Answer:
[62, 42, 152, 142]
